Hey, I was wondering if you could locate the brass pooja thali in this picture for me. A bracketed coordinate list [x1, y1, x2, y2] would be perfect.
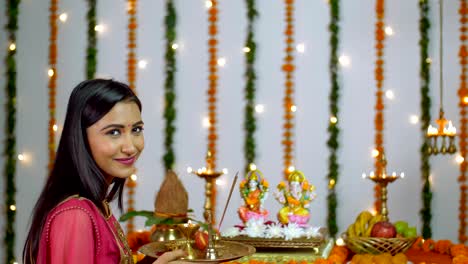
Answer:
[138, 239, 256, 263]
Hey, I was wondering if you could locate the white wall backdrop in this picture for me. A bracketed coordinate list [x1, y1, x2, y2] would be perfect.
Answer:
[0, 0, 466, 260]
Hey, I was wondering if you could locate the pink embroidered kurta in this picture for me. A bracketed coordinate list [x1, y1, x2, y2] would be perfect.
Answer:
[36, 197, 133, 264]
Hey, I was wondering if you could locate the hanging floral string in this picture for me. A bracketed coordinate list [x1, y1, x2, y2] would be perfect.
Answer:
[162, 0, 177, 171]
[86, 0, 97, 79]
[126, 0, 138, 232]
[243, 0, 258, 174]
[458, 0, 468, 244]
[48, 0, 58, 173]
[4, 1, 20, 263]
[419, 0, 433, 239]
[282, 0, 295, 179]
[207, 0, 219, 223]
[326, 0, 340, 238]
[373, 0, 385, 213]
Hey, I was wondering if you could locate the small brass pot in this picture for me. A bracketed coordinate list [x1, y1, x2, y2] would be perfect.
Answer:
[150, 224, 183, 242]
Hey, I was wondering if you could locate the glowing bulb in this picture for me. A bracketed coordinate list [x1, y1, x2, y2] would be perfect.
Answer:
[94, 24, 104, 32]
[48, 68, 54, 77]
[329, 179, 335, 185]
[385, 90, 395, 100]
[217, 57, 226, 67]
[9, 205, 16, 211]
[249, 163, 257, 171]
[335, 237, 345, 246]
[187, 167, 193, 173]
[296, 43, 305, 53]
[243, 47, 251, 53]
[338, 55, 350, 67]
[409, 115, 419, 124]
[288, 166, 295, 172]
[222, 168, 228, 174]
[205, 0, 213, 8]
[255, 104, 264, 113]
[202, 116, 210, 128]
[370, 208, 377, 216]
[400, 172, 405, 179]
[216, 179, 225, 186]
[371, 149, 380, 158]
[456, 154, 464, 164]
[130, 174, 137, 181]
[463, 96, 468, 104]
[362, 173, 367, 179]
[9, 43, 16, 51]
[426, 58, 432, 64]
[330, 116, 338, 124]
[59, 13, 68, 22]
[384, 26, 394, 36]
[171, 43, 179, 50]
[17, 154, 25, 161]
[138, 60, 148, 69]
[290, 105, 297, 112]
[52, 124, 58, 132]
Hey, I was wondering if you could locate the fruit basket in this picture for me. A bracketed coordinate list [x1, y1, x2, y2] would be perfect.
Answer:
[343, 233, 416, 255]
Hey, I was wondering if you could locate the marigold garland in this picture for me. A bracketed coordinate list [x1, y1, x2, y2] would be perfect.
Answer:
[458, 0, 468, 244]
[243, 0, 258, 174]
[282, 0, 296, 179]
[373, 0, 385, 213]
[411, 236, 468, 262]
[418, 0, 433, 239]
[162, 0, 177, 171]
[4, 1, 20, 263]
[48, 0, 58, 173]
[326, 0, 340, 238]
[207, 0, 219, 224]
[126, 0, 138, 232]
[86, 0, 97, 79]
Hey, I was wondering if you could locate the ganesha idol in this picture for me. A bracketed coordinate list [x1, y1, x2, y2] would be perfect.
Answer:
[238, 169, 269, 223]
[274, 170, 316, 226]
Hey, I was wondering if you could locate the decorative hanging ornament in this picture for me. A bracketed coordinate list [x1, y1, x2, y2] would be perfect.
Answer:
[426, 0, 457, 155]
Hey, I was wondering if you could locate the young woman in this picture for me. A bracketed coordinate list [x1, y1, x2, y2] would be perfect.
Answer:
[23, 79, 185, 264]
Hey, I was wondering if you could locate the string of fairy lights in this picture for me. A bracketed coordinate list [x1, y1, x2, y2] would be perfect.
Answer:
[6, 4, 468, 260]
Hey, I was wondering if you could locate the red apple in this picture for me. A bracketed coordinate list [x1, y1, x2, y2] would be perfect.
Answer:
[371, 221, 397, 238]
[194, 230, 209, 250]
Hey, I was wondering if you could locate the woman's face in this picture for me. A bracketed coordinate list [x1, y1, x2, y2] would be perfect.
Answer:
[86, 101, 144, 182]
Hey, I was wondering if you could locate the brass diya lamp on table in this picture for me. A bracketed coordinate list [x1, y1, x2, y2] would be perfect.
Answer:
[189, 151, 225, 224]
[362, 153, 404, 221]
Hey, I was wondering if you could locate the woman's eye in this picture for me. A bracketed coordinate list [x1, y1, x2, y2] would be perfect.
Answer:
[133, 126, 144, 134]
[107, 129, 121, 136]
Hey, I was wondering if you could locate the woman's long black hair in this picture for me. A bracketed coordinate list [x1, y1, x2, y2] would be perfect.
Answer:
[23, 79, 142, 263]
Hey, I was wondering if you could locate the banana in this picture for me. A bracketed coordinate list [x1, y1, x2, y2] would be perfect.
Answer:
[347, 211, 380, 237]
[347, 223, 356, 237]
[364, 214, 384, 237]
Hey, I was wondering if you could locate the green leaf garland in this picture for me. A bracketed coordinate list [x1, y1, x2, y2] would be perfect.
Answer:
[243, 0, 258, 174]
[86, 0, 97, 79]
[4, 1, 20, 263]
[418, 0, 433, 239]
[326, 0, 340, 238]
[162, 0, 177, 171]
